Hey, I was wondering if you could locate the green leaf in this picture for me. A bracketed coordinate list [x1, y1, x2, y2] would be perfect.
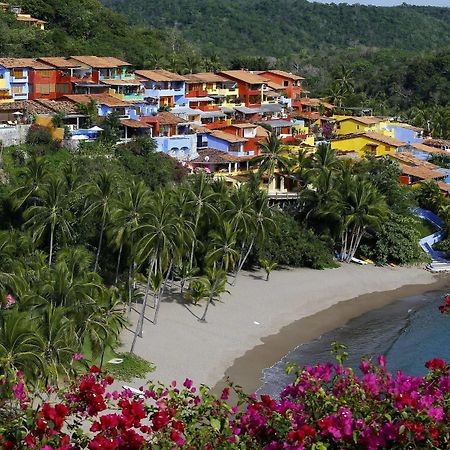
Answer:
[210, 418, 221, 432]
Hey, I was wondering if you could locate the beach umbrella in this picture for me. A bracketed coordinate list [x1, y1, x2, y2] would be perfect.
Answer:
[89, 126, 103, 131]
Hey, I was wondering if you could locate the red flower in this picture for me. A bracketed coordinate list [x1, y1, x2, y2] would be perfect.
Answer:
[170, 430, 186, 446]
[425, 358, 447, 371]
[89, 365, 101, 374]
[220, 387, 230, 401]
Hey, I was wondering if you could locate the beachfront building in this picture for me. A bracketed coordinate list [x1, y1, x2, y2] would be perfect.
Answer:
[135, 69, 186, 109]
[331, 131, 407, 157]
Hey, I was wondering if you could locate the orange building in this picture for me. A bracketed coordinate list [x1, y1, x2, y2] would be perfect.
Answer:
[259, 70, 304, 110]
[219, 70, 269, 107]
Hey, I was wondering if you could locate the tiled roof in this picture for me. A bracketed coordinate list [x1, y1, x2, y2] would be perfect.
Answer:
[70, 56, 131, 68]
[0, 58, 52, 69]
[400, 164, 444, 180]
[410, 143, 448, 155]
[219, 70, 269, 85]
[389, 152, 439, 170]
[63, 94, 130, 108]
[299, 98, 334, 109]
[266, 81, 285, 90]
[120, 119, 151, 129]
[263, 70, 304, 81]
[423, 138, 450, 149]
[192, 148, 252, 164]
[37, 57, 86, 68]
[232, 123, 258, 129]
[34, 99, 80, 115]
[437, 181, 450, 193]
[100, 79, 141, 86]
[185, 72, 229, 83]
[338, 116, 383, 125]
[157, 111, 186, 125]
[135, 69, 186, 82]
[333, 131, 406, 148]
[209, 130, 248, 143]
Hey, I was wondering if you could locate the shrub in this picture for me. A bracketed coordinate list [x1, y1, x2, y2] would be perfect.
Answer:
[26, 124, 54, 146]
[261, 212, 336, 269]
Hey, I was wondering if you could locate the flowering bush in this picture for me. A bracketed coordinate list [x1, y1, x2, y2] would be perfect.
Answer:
[0, 351, 449, 450]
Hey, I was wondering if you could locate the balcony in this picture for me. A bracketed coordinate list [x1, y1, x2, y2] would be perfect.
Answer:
[144, 88, 178, 98]
[187, 89, 208, 97]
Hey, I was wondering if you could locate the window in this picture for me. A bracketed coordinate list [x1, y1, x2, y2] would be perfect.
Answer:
[12, 85, 24, 94]
[36, 83, 53, 94]
[12, 69, 24, 78]
[283, 80, 289, 87]
[56, 83, 70, 94]
[40, 70, 53, 78]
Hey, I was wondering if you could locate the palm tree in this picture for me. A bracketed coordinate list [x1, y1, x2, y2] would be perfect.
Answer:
[290, 148, 313, 187]
[84, 171, 118, 272]
[198, 267, 229, 323]
[312, 143, 339, 172]
[206, 221, 239, 273]
[23, 176, 73, 267]
[253, 133, 291, 191]
[339, 177, 388, 262]
[335, 66, 355, 97]
[0, 310, 45, 379]
[76, 99, 98, 127]
[10, 156, 49, 209]
[259, 258, 277, 281]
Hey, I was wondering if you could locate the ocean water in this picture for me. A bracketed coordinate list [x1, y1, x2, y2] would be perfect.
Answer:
[258, 290, 450, 398]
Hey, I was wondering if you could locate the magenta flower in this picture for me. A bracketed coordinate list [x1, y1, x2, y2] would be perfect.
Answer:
[72, 353, 84, 361]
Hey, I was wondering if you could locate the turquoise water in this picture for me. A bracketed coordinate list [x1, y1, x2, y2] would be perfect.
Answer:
[259, 289, 450, 398]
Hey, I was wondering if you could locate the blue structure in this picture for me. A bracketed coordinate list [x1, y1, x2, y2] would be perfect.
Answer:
[0, 62, 29, 101]
[155, 135, 198, 161]
[386, 124, 423, 145]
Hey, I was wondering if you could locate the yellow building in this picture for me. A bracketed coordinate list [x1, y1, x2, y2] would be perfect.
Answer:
[331, 131, 407, 157]
[335, 116, 391, 136]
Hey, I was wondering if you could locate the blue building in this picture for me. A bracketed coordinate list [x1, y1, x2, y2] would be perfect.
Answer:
[135, 69, 186, 109]
[0, 58, 31, 101]
[386, 123, 424, 145]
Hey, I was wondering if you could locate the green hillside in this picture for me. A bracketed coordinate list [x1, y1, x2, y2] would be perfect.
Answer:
[102, 0, 450, 58]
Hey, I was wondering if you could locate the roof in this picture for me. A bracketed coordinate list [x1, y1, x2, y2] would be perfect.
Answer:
[34, 99, 81, 115]
[0, 58, 52, 69]
[209, 130, 248, 143]
[135, 69, 186, 82]
[185, 72, 229, 83]
[37, 57, 87, 69]
[338, 116, 383, 125]
[437, 182, 450, 193]
[266, 81, 285, 90]
[400, 165, 445, 180]
[200, 111, 226, 119]
[262, 119, 294, 128]
[234, 106, 262, 115]
[120, 119, 151, 129]
[423, 139, 450, 149]
[262, 70, 304, 81]
[16, 15, 47, 24]
[190, 124, 211, 134]
[186, 97, 214, 103]
[299, 98, 334, 109]
[232, 123, 258, 129]
[157, 111, 186, 125]
[219, 70, 269, 85]
[171, 106, 202, 115]
[255, 125, 271, 139]
[100, 79, 141, 86]
[333, 131, 406, 148]
[388, 122, 424, 132]
[63, 94, 130, 108]
[70, 56, 131, 68]
[192, 148, 252, 164]
[389, 152, 439, 170]
[410, 143, 448, 155]
[261, 103, 283, 113]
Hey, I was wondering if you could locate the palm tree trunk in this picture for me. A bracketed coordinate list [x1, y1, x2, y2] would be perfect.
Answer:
[127, 262, 133, 314]
[153, 261, 173, 326]
[48, 222, 55, 267]
[94, 208, 107, 272]
[189, 211, 201, 270]
[115, 241, 124, 285]
[232, 237, 255, 286]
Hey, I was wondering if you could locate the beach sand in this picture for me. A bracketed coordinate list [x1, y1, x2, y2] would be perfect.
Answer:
[120, 264, 447, 391]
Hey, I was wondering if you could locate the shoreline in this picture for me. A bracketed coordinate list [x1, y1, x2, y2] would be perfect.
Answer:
[121, 264, 447, 391]
[213, 276, 449, 394]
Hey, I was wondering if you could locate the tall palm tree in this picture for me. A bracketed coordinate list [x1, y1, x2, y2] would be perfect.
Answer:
[339, 177, 388, 262]
[76, 99, 98, 127]
[84, 171, 118, 272]
[312, 143, 339, 172]
[253, 133, 291, 191]
[23, 176, 73, 267]
[198, 267, 229, 323]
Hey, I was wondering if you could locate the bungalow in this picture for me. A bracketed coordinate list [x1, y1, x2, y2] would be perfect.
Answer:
[207, 130, 248, 155]
[335, 116, 388, 136]
[135, 69, 186, 108]
[331, 131, 407, 157]
[399, 165, 446, 185]
[258, 70, 304, 110]
[221, 123, 261, 153]
[15, 14, 47, 30]
[219, 70, 269, 107]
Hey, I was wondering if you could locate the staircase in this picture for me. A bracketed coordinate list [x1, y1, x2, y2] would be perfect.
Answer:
[412, 208, 450, 272]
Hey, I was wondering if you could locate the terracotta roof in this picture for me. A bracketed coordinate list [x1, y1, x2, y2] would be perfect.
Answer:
[100, 79, 141, 86]
[219, 70, 269, 85]
[157, 111, 186, 125]
[134, 69, 186, 82]
[37, 57, 88, 68]
[120, 119, 151, 129]
[0, 58, 52, 69]
[70, 56, 131, 68]
[255, 126, 271, 139]
[0, 100, 52, 115]
[338, 116, 383, 125]
[266, 81, 285, 90]
[299, 98, 334, 109]
[262, 70, 304, 81]
[209, 130, 247, 143]
[400, 164, 444, 180]
[437, 182, 450, 193]
[34, 99, 80, 115]
[423, 138, 450, 149]
[231, 123, 258, 129]
[63, 94, 130, 108]
[410, 143, 448, 155]
[186, 72, 229, 83]
[190, 124, 211, 134]
[389, 152, 439, 170]
[192, 149, 252, 164]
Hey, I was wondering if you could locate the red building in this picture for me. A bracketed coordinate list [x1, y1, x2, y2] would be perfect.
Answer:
[219, 70, 269, 107]
[27, 59, 58, 100]
[259, 70, 304, 111]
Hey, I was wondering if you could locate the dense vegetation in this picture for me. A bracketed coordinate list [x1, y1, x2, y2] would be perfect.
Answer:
[103, 0, 450, 57]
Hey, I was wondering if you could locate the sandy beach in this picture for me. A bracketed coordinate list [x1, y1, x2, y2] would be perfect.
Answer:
[120, 264, 447, 391]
